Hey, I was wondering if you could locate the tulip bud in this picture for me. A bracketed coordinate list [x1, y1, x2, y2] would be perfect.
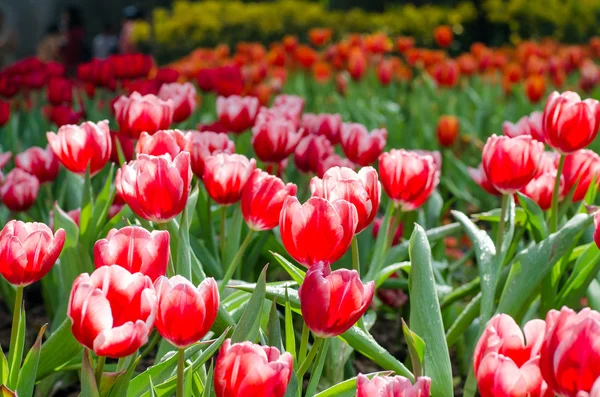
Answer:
[68, 265, 156, 358]
[94, 226, 170, 282]
[562, 149, 600, 202]
[356, 374, 431, 397]
[15, 145, 59, 183]
[154, 276, 219, 348]
[299, 262, 374, 337]
[474, 314, 551, 397]
[543, 91, 600, 153]
[340, 123, 387, 166]
[437, 115, 459, 147]
[280, 196, 357, 267]
[379, 150, 440, 211]
[214, 339, 293, 397]
[157, 82, 196, 123]
[113, 92, 174, 139]
[216, 95, 259, 134]
[0, 220, 65, 286]
[185, 131, 235, 179]
[482, 135, 545, 194]
[241, 169, 297, 231]
[310, 166, 380, 233]
[1, 169, 40, 212]
[348, 48, 367, 81]
[540, 307, 600, 396]
[135, 129, 187, 160]
[116, 152, 192, 223]
[294, 134, 334, 174]
[47, 120, 112, 176]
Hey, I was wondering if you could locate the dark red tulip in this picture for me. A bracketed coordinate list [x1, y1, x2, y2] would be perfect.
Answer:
[155, 68, 180, 84]
[47, 77, 73, 106]
[0, 99, 10, 127]
[45, 105, 83, 127]
[340, 123, 387, 166]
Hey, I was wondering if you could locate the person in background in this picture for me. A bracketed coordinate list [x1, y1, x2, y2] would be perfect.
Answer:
[60, 5, 86, 74]
[119, 5, 142, 54]
[93, 23, 118, 59]
[37, 24, 62, 62]
[0, 6, 18, 69]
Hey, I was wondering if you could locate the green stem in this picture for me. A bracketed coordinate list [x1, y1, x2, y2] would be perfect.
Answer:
[220, 207, 227, 263]
[296, 337, 324, 380]
[177, 349, 185, 397]
[351, 236, 360, 275]
[95, 355, 106, 387]
[298, 322, 310, 364]
[495, 195, 509, 257]
[140, 331, 161, 358]
[219, 229, 255, 293]
[550, 154, 566, 233]
[7, 285, 24, 388]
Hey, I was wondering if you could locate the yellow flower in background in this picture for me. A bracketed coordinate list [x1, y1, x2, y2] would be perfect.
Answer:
[132, 21, 151, 43]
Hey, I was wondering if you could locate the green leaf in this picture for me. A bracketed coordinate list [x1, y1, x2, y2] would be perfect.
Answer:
[91, 164, 116, 240]
[408, 225, 453, 397]
[79, 167, 95, 248]
[107, 356, 141, 397]
[271, 251, 305, 284]
[284, 290, 297, 363]
[176, 185, 199, 280]
[557, 243, 600, 308]
[80, 351, 100, 397]
[305, 339, 330, 397]
[37, 318, 83, 380]
[16, 324, 46, 397]
[0, 343, 7, 385]
[452, 210, 496, 322]
[99, 369, 127, 396]
[517, 192, 548, 242]
[366, 201, 395, 281]
[230, 265, 268, 343]
[267, 299, 283, 351]
[314, 371, 393, 397]
[202, 361, 214, 397]
[223, 205, 243, 268]
[472, 207, 527, 226]
[7, 301, 25, 390]
[446, 293, 482, 348]
[401, 320, 425, 378]
[497, 214, 594, 320]
[385, 222, 462, 265]
[375, 262, 410, 288]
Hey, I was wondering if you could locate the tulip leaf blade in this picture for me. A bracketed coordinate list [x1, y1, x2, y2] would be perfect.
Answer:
[106, 355, 140, 397]
[79, 166, 95, 249]
[91, 163, 116, 241]
[223, 205, 243, 269]
[408, 224, 453, 397]
[270, 251, 305, 284]
[267, 299, 283, 351]
[80, 351, 100, 397]
[0, 343, 7, 385]
[557, 242, 600, 308]
[176, 185, 199, 280]
[516, 192, 548, 242]
[365, 201, 395, 282]
[313, 371, 393, 397]
[201, 361, 214, 397]
[375, 262, 410, 288]
[401, 319, 425, 378]
[446, 293, 482, 348]
[497, 213, 593, 320]
[230, 265, 268, 343]
[305, 338, 330, 397]
[7, 301, 25, 390]
[16, 324, 46, 397]
[37, 317, 83, 381]
[284, 289, 297, 363]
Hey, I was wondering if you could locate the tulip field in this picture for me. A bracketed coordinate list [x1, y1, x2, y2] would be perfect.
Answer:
[2, 28, 600, 397]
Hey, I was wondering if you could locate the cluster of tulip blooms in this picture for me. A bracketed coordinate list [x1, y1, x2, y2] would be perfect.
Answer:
[1, 28, 600, 397]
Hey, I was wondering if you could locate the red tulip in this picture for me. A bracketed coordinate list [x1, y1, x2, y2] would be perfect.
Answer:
[543, 91, 600, 154]
[520, 171, 564, 211]
[0, 99, 10, 127]
[503, 111, 545, 143]
[432, 60, 460, 88]
[280, 196, 357, 267]
[340, 123, 387, 166]
[474, 314, 551, 397]
[595, 212, 600, 250]
[0, 220, 65, 286]
[212, 65, 245, 97]
[317, 153, 355, 178]
[45, 105, 83, 127]
[94, 226, 170, 282]
[116, 152, 192, 223]
[294, 134, 334, 174]
[437, 115, 459, 147]
[67, 265, 156, 358]
[562, 149, 600, 202]
[469, 164, 501, 196]
[241, 169, 297, 231]
[299, 262, 374, 337]
[135, 129, 187, 160]
[379, 150, 440, 211]
[202, 153, 256, 205]
[154, 276, 219, 348]
[376, 59, 394, 86]
[356, 374, 431, 397]
[14, 145, 59, 184]
[348, 48, 367, 81]
[251, 114, 303, 164]
[1, 169, 39, 212]
[577, 378, 600, 397]
[110, 54, 153, 80]
[311, 166, 380, 233]
[185, 131, 235, 179]
[525, 75, 546, 104]
[113, 92, 174, 139]
[434, 25, 453, 48]
[482, 135, 544, 194]
[540, 307, 600, 397]
[49, 116, 107, 171]
[155, 68, 179, 84]
[301, 113, 342, 143]
[214, 339, 293, 397]
[47, 77, 73, 106]
[216, 95, 259, 134]
[157, 82, 197, 123]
